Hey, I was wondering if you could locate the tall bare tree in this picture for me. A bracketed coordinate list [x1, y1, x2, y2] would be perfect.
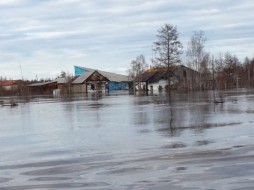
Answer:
[186, 31, 207, 72]
[152, 24, 183, 88]
[128, 54, 148, 90]
[243, 57, 251, 87]
[214, 52, 241, 89]
[214, 53, 227, 89]
[224, 52, 241, 88]
[128, 54, 147, 79]
[186, 31, 209, 89]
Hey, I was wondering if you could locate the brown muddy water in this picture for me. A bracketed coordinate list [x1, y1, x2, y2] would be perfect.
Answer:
[0, 89, 254, 190]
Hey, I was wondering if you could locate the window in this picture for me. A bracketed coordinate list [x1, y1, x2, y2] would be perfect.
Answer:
[183, 70, 187, 78]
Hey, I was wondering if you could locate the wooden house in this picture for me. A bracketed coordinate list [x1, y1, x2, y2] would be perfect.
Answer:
[134, 65, 201, 92]
[72, 70, 109, 93]
[74, 66, 131, 91]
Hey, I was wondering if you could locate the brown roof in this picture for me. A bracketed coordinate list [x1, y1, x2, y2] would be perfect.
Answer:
[134, 71, 157, 82]
[28, 81, 57, 87]
[134, 65, 197, 83]
[147, 66, 179, 72]
[0, 80, 24, 86]
[72, 70, 109, 84]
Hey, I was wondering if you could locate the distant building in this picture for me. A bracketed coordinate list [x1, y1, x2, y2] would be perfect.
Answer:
[0, 80, 27, 96]
[28, 81, 57, 95]
[74, 66, 131, 92]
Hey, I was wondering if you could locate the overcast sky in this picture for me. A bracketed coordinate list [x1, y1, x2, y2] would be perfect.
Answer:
[0, 0, 253, 80]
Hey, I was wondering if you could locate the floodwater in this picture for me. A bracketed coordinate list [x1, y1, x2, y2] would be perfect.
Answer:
[0, 89, 254, 190]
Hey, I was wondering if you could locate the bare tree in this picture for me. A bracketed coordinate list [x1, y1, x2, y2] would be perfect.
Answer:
[214, 52, 225, 73]
[214, 52, 241, 89]
[128, 54, 147, 79]
[59, 71, 67, 78]
[128, 54, 148, 90]
[186, 31, 207, 72]
[200, 52, 213, 89]
[152, 24, 183, 88]
[186, 31, 209, 89]
[243, 57, 251, 87]
[224, 52, 240, 69]
[223, 52, 241, 89]
[214, 53, 228, 89]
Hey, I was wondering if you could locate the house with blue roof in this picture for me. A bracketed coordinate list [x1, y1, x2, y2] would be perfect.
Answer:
[74, 66, 131, 92]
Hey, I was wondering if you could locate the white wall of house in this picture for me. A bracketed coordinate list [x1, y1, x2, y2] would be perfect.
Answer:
[149, 80, 167, 92]
[3, 85, 18, 91]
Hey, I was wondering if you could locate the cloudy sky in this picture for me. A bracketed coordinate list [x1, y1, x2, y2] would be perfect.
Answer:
[0, 0, 253, 80]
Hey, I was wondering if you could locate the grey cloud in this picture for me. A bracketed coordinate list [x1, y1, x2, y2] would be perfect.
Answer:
[0, 0, 254, 79]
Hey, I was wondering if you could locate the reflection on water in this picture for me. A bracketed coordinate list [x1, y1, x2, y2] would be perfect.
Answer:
[0, 89, 254, 189]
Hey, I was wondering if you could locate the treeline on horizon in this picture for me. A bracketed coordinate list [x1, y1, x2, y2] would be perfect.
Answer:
[0, 71, 71, 84]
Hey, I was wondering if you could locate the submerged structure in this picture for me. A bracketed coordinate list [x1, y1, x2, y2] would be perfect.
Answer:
[134, 65, 202, 92]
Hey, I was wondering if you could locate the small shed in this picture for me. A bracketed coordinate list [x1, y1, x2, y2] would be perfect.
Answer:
[28, 81, 57, 95]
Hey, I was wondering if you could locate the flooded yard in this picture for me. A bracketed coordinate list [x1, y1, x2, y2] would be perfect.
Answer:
[1, 89, 254, 190]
